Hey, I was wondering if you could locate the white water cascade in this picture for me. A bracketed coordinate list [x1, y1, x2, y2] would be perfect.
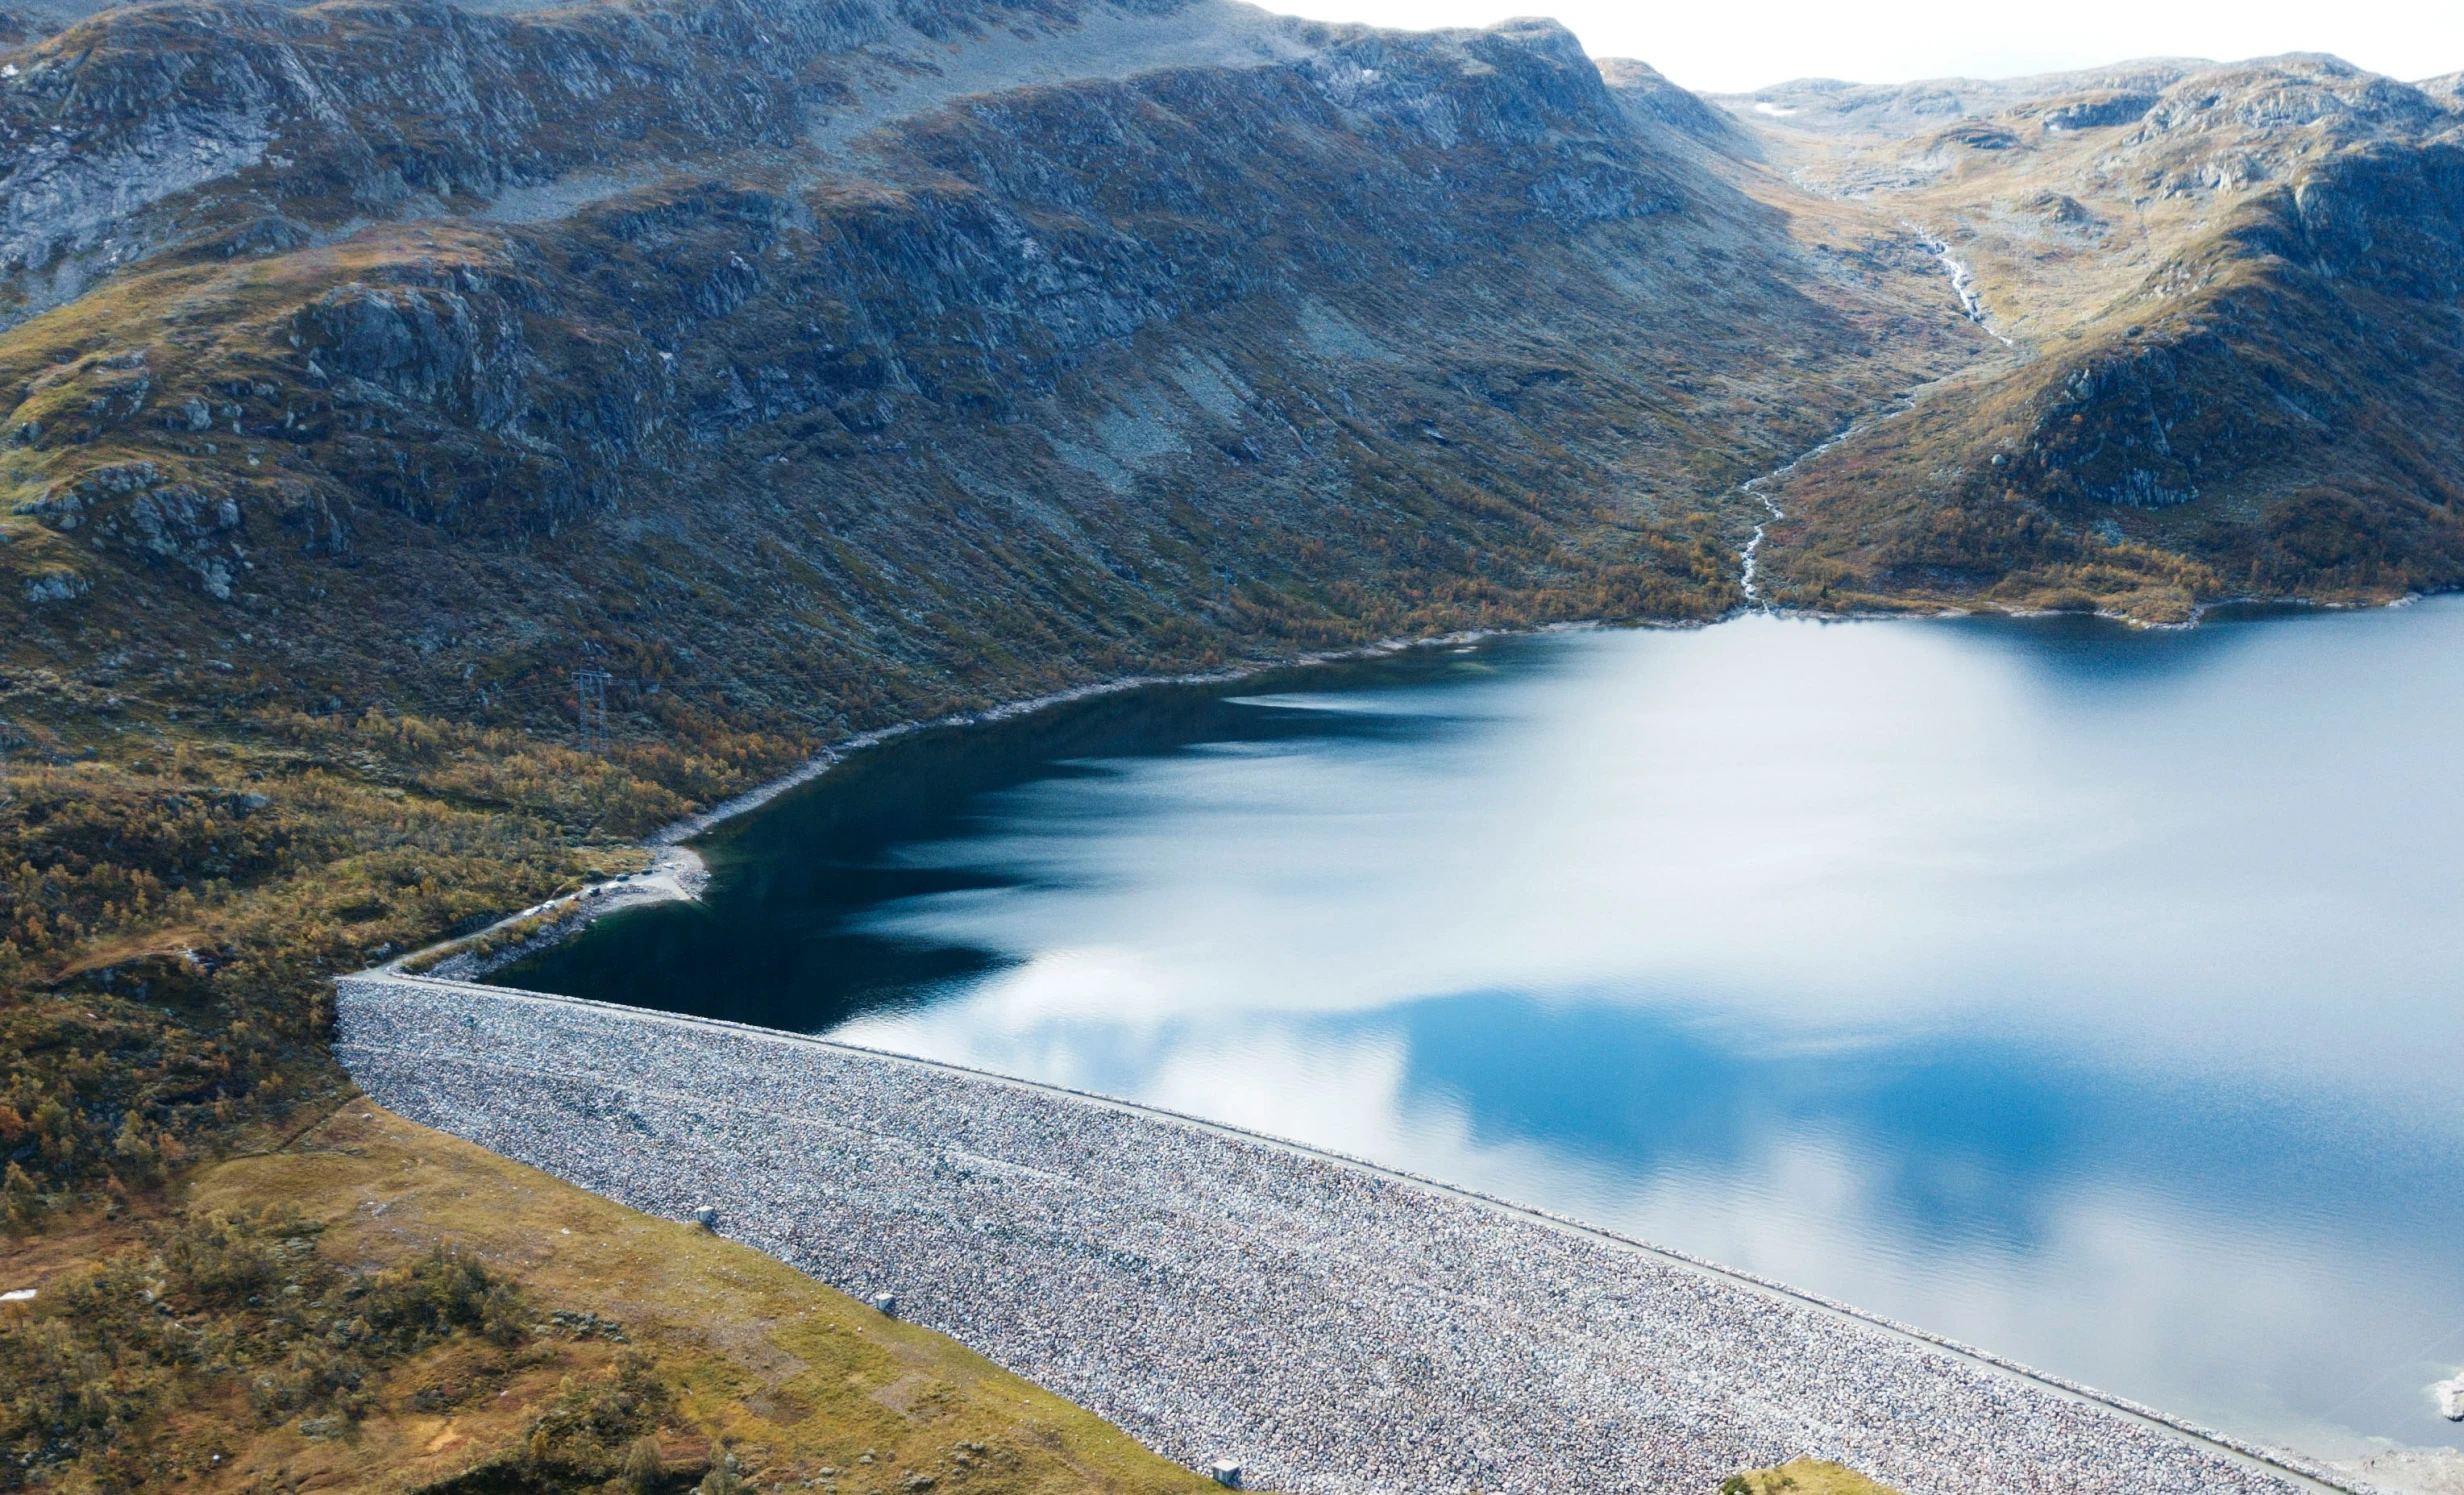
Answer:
[1733, 411, 1906, 607]
[1909, 223, 2017, 348]
[1736, 225, 2033, 605]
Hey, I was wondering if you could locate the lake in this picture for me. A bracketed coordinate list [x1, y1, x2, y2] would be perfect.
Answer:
[500, 599, 2464, 1462]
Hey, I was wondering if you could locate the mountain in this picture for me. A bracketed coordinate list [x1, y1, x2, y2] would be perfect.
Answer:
[9, 2, 2464, 1484]
[0, 0, 1978, 753]
[1717, 53, 2464, 619]
[1709, 58, 2210, 143]
[0, 10, 1991, 1480]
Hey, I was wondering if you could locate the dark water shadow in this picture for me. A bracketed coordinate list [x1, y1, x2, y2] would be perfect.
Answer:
[496, 638, 1553, 1028]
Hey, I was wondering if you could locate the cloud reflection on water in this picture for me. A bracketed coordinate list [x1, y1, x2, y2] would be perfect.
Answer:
[822, 604, 2464, 1454]
[508, 601, 2464, 1456]
[851, 610, 2464, 1107]
[846, 979, 2464, 1456]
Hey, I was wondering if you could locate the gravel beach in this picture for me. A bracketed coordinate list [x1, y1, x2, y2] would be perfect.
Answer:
[336, 974, 2354, 1495]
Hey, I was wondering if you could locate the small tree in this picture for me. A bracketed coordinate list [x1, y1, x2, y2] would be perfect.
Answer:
[623, 1436, 668, 1494]
[2, 1160, 40, 1230]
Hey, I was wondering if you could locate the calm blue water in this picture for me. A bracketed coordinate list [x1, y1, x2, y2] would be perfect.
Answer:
[504, 600, 2464, 1461]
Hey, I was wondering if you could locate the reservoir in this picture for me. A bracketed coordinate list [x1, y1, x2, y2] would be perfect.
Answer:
[501, 599, 2464, 1463]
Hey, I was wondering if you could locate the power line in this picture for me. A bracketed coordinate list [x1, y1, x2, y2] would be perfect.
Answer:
[574, 670, 611, 755]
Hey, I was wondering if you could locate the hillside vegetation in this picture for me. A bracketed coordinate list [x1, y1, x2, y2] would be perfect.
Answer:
[1721, 1460, 1901, 1495]
[0, 0, 1973, 1487]
[6, 0, 2458, 1489]
[7, 1100, 1231, 1495]
[1721, 56, 2464, 619]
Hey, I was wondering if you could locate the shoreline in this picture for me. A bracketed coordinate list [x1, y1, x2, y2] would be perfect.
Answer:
[385, 620, 1614, 979]
[386, 588, 2445, 981]
[352, 597, 2464, 1488]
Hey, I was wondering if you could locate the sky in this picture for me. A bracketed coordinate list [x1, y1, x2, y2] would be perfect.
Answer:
[1260, 0, 2464, 94]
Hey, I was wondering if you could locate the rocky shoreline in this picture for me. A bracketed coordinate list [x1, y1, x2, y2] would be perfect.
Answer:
[395, 590, 2407, 987]
[388, 626, 1600, 982]
[335, 974, 2365, 1495]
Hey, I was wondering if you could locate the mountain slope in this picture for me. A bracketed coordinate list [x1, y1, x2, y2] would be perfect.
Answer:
[0, 0, 1979, 745]
[1722, 54, 2464, 619]
[0, 0, 1985, 1293]
[9, 2, 2463, 1485]
[0, 9, 1993, 1478]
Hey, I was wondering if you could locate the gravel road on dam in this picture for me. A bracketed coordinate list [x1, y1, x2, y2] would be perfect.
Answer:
[335, 975, 2344, 1495]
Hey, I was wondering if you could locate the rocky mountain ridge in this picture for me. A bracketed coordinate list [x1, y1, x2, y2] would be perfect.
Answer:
[3, 0, 2457, 739]
[0, 18, 1994, 1402]
[0, 0, 1982, 749]
[1710, 51, 2464, 618]
[6, 10, 2464, 1487]
[0, 0, 1223, 327]
[1, 4, 2458, 701]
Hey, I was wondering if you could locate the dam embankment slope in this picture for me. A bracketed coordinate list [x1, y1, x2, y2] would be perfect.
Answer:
[335, 974, 2340, 1495]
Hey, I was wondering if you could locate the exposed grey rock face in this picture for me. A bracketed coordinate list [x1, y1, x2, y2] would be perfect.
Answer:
[21, 564, 86, 602]
[2038, 91, 2162, 131]
[1596, 55, 1760, 157]
[2274, 141, 2464, 297]
[0, 0, 1209, 326]
[2109, 56, 2458, 198]
[0, 0, 1976, 741]
[1708, 59, 2209, 137]
[17, 458, 248, 595]
[303, 279, 531, 429]
[2131, 55, 2447, 141]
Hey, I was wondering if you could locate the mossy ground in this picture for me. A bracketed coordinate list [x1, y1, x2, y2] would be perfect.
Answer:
[1720, 1458, 1900, 1495]
[6, 1096, 1231, 1495]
